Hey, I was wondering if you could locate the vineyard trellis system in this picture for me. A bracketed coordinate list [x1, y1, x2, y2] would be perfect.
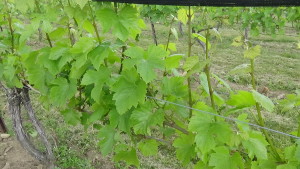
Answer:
[0, 0, 300, 168]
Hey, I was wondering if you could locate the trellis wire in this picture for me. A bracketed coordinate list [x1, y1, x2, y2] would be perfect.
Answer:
[147, 96, 300, 139]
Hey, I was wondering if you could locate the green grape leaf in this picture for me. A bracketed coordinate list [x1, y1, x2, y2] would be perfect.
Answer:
[199, 72, 209, 94]
[276, 164, 297, 169]
[109, 109, 131, 133]
[109, 109, 120, 128]
[61, 109, 81, 126]
[231, 36, 243, 47]
[58, 52, 73, 71]
[131, 103, 164, 135]
[283, 145, 296, 161]
[98, 126, 116, 156]
[19, 24, 39, 43]
[36, 47, 60, 75]
[88, 45, 111, 70]
[83, 20, 94, 34]
[113, 21, 129, 42]
[189, 121, 232, 154]
[49, 47, 68, 60]
[107, 49, 120, 64]
[124, 45, 166, 83]
[2, 58, 20, 85]
[173, 134, 196, 166]
[0, 42, 8, 54]
[123, 46, 144, 59]
[114, 148, 140, 167]
[171, 28, 178, 40]
[165, 54, 183, 70]
[74, 0, 88, 9]
[64, 6, 76, 19]
[70, 37, 94, 54]
[211, 28, 222, 41]
[15, 0, 29, 12]
[252, 90, 275, 112]
[199, 73, 225, 106]
[138, 139, 159, 156]
[212, 74, 232, 91]
[242, 132, 269, 160]
[189, 103, 232, 154]
[112, 69, 147, 114]
[186, 59, 210, 77]
[162, 77, 188, 97]
[85, 104, 107, 125]
[72, 52, 88, 69]
[81, 67, 110, 85]
[45, 7, 60, 22]
[139, 46, 166, 82]
[96, 8, 117, 33]
[49, 28, 67, 40]
[81, 66, 110, 103]
[96, 6, 141, 41]
[70, 63, 89, 80]
[244, 45, 261, 59]
[177, 8, 193, 25]
[183, 56, 199, 72]
[2, 55, 17, 82]
[227, 91, 256, 108]
[193, 33, 211, 50]
[42, 20, 53, 33]
[209, 147, 244, 169]
[147, 44, 169, 58]
[251, 159, 277, 169]
[167, 43, 177, 51]
[24, 52, 48, 94]
[118, 5, 140, 29]
[194, 161, 213, 169]
[49, 78, 77, 107]
[236, 114, 251, 134]
[279, 94, 299, 112]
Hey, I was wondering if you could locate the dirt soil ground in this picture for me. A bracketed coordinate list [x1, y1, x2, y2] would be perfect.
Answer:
[0, 137, 45, 169]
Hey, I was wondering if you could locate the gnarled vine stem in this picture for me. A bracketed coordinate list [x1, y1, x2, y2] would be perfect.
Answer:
[0, 83, 55, 167]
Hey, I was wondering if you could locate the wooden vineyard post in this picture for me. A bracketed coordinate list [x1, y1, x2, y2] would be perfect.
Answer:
[0, 116, 7, 133]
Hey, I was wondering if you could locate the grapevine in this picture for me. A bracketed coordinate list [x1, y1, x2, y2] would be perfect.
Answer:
[0, 0, 299, 168]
